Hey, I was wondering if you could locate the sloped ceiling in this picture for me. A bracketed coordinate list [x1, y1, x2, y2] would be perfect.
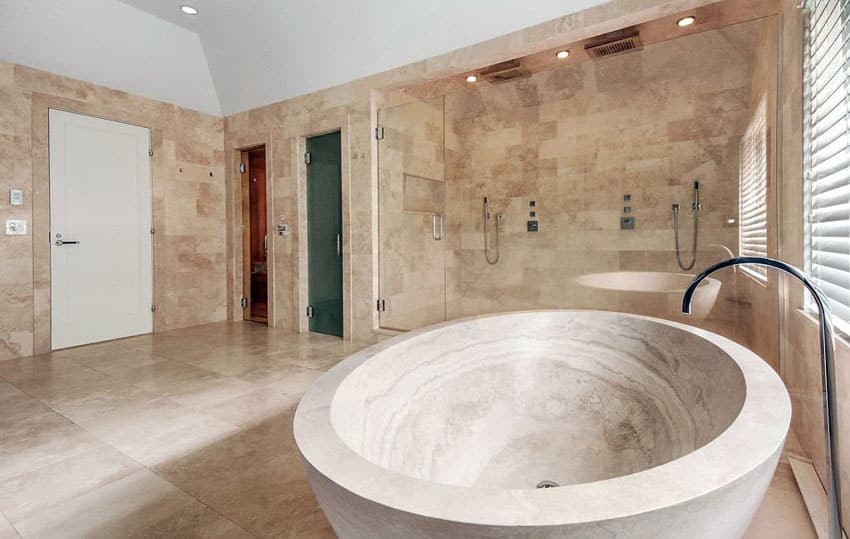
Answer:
[0, 0, 222, 115]
[120, 0, 610, 115]
[1, 0, 610, 116]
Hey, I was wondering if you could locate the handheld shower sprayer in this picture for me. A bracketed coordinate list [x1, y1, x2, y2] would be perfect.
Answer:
[692, 181, 701, 211]
[483, 197, 502, 265]
[673, 181, 701, 271]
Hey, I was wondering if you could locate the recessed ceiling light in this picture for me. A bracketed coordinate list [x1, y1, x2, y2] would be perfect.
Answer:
[556, 50, 570, 59]
[466, 75, 478, 83]
[180, 5, 198, 15]
[677, 16, 696, 27]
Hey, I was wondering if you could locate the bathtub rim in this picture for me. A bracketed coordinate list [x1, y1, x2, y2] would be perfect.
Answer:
[293, 310, 791, 528]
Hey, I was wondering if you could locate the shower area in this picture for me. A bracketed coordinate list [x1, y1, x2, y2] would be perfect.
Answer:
[376, 9, 781, 364]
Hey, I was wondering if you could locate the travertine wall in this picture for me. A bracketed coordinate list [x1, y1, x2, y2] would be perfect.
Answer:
[221, 0, 725, 342]
[442, 21, 763, 338]
[0, 62, 226, 360]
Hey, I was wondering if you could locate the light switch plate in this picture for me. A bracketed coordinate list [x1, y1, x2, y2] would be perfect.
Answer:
[9, 189, 23, 206]
[5, 219, 27, 235]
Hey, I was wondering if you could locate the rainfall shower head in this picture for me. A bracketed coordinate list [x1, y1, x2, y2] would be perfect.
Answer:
[478, 59, 530, 84]
[585, 27, 643, 59]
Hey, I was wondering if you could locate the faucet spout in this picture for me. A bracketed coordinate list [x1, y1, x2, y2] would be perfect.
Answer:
[683, 256, 843, 539]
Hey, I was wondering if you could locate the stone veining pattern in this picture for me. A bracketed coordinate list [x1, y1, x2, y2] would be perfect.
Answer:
[296, 311, 791, 538]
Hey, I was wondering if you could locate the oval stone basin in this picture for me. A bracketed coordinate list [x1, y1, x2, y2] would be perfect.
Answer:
[575, 271, 721, 321]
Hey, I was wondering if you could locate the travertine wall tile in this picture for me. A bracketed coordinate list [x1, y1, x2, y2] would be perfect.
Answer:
[437, 21, 764, 338]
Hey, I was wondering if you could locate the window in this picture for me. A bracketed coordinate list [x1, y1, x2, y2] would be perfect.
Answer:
[804, 0, 850, 333]
[740, 97, 768, 281]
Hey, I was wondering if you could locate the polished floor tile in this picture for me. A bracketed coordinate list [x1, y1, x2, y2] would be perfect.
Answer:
[0, 321, 820, 538]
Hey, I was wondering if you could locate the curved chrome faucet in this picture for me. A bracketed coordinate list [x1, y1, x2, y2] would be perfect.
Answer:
[682, 256, 843, 539]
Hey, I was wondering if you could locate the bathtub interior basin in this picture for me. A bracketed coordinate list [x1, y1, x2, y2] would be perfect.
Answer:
[575, 271, 721, 321]
[329, 311, 744, 490]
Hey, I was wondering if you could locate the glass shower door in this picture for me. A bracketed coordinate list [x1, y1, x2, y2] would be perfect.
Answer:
[377, 98, 446, 331]
[306, 132, 343, 337]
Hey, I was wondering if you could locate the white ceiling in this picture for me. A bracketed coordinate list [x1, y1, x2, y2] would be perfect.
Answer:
[0, 0, 222, 115]
[121, 0, 611, 115]
[1, 0, 610, 116]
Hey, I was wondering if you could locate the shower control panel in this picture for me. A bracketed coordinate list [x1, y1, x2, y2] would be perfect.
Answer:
[621, 194, 635, 229]
[527, 200, 538, 232]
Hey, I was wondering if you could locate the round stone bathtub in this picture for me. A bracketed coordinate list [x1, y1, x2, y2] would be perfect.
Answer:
[294, 311, 790, 538]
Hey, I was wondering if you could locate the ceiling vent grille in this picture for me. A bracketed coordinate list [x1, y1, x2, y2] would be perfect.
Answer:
[585, 28, 642, 59]
[479, 59, 530, 84]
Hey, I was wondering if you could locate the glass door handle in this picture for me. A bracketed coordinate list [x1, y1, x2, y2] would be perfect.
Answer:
[432, 214, 444, 241]
[336, 233, 342, 256]
[55, 239, 80, 246]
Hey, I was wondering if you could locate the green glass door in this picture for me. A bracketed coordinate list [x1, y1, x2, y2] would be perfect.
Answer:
[306, 132, 343, 337]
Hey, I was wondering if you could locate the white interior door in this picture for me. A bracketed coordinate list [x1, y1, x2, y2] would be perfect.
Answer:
[49, 109, 153, 350]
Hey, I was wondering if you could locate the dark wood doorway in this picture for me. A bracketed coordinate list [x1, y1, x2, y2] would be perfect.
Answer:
[241, 147, 268, 323]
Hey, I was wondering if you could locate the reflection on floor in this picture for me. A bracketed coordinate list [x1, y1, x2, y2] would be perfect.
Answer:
[0, 321, 817, 538]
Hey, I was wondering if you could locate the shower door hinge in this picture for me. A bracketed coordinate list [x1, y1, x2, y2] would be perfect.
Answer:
[304, 152, 311, 165]
[307, 305, 314, 318]
[240, 297, 248, 309]
[376, 299, 386, 312]
[150, 226, 155, 235]
[239, 162, 246, 174]
[151, 305, 156, 312]
[148, 150, 154, 157]
[375, 127, 384, 140]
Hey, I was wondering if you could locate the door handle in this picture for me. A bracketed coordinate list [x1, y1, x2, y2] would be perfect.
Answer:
[336, 233, 342, 256]
[55, 239, 80, 246]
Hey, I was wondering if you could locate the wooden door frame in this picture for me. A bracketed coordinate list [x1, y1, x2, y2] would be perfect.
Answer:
[239, 145, 270, 324]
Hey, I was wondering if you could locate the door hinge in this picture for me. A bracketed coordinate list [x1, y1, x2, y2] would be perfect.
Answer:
[151, 305, 156, 312]
[376, 299, 386, 312]
[239, 163, 246, 174]
[375, 126, 384, 140]
[307, 305, 314, 318]
[148, 150, 154, 157]
[150, 226, 155, 235]
[304, 152, 312, 165]
[240, 297, 248, 309]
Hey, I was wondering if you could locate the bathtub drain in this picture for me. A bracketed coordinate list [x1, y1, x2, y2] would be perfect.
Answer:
[536, 480, 560, 489]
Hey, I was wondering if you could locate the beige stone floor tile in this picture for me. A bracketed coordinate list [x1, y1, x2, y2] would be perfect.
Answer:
[46, 383, 165, 425]
[153, 415, 312, 538]
[0, 383, 52, 425]
[105, 359, 216, 390]
[2, 363, 115, 403]
[0, 444, 141, 524]
[10, 469, 252, 539]
[202, 386, 299, 428]
[69, 348, 162, 377]
[167, 345, 282, 378]
[237, 363, 325, 396]
[0, 409, 102, 482]
[155, 372, 256, 409]
[0, 512, 19, 539]
[744, 460, 817, 538]
[75, 396, 240, 467]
